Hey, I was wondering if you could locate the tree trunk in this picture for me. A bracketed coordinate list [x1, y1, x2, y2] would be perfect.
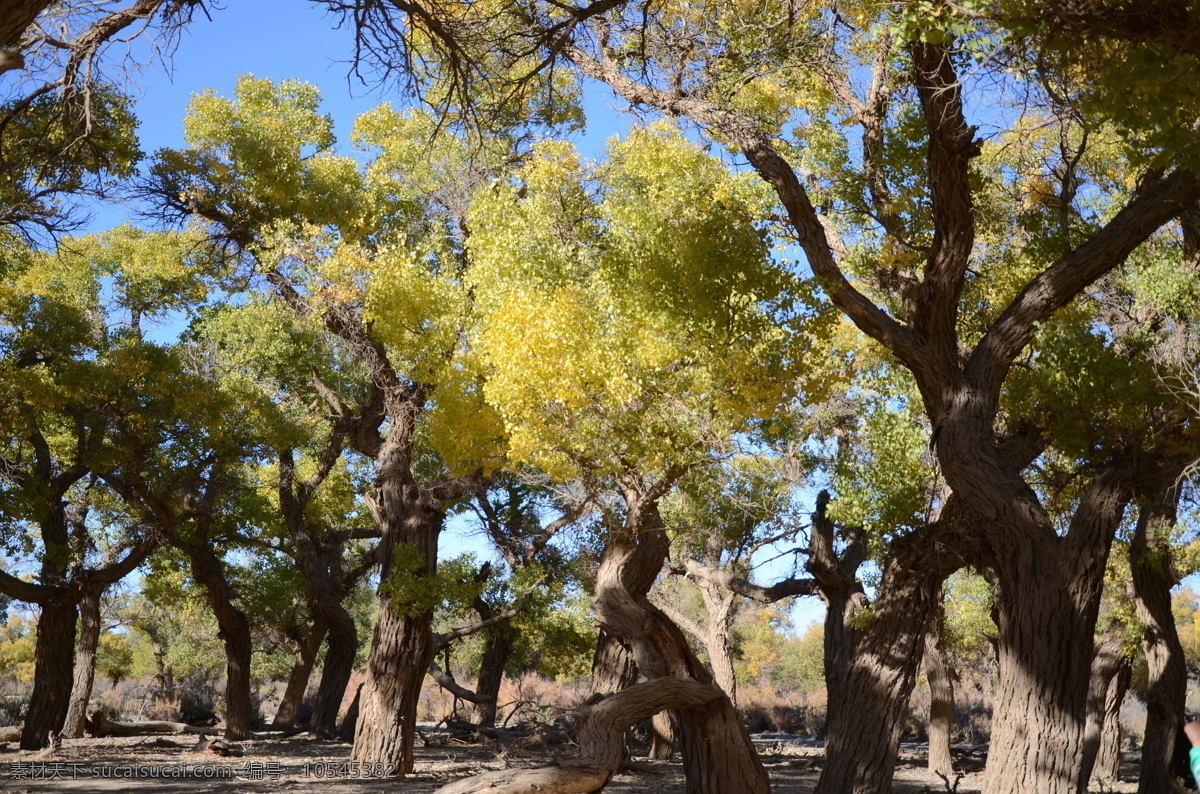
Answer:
[351, 498, 444, 773]
[924, 594, 956, 778]
[696, 578, 738, 707]
[273, 621, 327, 730]
[1131, 477, 1187, 794]
[648, 711, 674, 760]
[1095, 658, 1130, 784]
[469, 625, 515, 729]
[188, 547, 253, 741]
[22, 599, 77, 750]
[340, 683, 363, 742]
[311, 608, 356, 737]
[985, 562, 1104, 794]
[815, 526, 951, 794]
[1079, 624, 1126, 786]
[62, 586, 102, 739]
[591, 500, 769, 794]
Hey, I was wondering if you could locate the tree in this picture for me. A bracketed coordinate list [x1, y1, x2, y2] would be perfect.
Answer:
[438, 122, 826, 792]
[143, 77, 513, 771]
[0, 226, 229, 748]
[346, 5, 1200, 792]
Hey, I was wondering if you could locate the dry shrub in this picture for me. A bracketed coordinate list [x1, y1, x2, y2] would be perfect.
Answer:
[738, 685, 827, 736]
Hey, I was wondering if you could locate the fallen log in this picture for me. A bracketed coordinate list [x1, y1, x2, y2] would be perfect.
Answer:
[86, 711, 220, 738]
[0, 725, 21, 742]
[434, 678, 722, 794]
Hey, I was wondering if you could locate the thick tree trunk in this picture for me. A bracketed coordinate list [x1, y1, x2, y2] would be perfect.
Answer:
[273, 621, 327, 730]
[985, 548, 1111, 794]
[469, 625, 515, 729]
[1079, 625, 1126, 786]
[924, 595, 956, 778]
[22, 599, 77, 750]
[62, 586, 102, 739]
[1131, 478, 1187, 794]
[188, 547, 253, 741]
[351, 498, 444, 773]
[591, 501, 768, 794]
[1094, 658, 1130, 784]
[311, 609, 356, 737]
[815, 527, 951, 794]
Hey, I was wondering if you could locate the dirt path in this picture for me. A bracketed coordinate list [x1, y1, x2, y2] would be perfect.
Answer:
[0, 732, 1135, 792]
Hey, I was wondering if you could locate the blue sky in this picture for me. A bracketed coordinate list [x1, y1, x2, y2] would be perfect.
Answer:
[75, 1, 826, 632]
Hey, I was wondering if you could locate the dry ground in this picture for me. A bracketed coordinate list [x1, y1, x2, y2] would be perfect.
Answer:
[0, 730, 1138, 793]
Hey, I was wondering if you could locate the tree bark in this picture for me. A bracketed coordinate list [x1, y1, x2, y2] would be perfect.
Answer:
[1131, 475, 1188, 794]
[591, 495, 769, 794]
[62, 585, 103, 739]
[815, 524, 954, 794]
[340, 683, 363, 742]
[272, 621, 327, 730]
[1079, 624, 1126, 786]
[311, 609, 356, 737]
[1095, 658, 1130, 784]
[187, 546, 253, 741]
[434, 679, 722, 794]
[22, 599, 77, 750]
[469, 624, 515, 729]
[86, 711, 219, 737]
[924, 594, 956, 778]
[648, 711, 674, 760]
[350, 497, 444, 773]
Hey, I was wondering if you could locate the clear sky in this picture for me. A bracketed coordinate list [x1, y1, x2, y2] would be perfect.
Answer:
[78, 1, 827, 633]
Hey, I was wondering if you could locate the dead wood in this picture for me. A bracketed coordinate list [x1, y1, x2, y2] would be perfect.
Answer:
[86, 710, 220, 738]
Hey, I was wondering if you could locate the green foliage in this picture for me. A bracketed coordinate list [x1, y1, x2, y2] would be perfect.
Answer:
[96, 632, 135, 689]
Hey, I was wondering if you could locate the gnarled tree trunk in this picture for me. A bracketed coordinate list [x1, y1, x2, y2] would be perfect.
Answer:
[435, 679, 722, 794]
[62, 585, 103, 739]
[1095, 658, 1130, 784]
[311, 607, 356, 737]
[591, 497, 768, 793]
[1079, 624, 1127, 786]
[273, 621, 327, 730]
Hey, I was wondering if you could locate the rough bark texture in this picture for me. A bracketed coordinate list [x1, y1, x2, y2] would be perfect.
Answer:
[591, 493, 768, 794]
[22, 600, 77, 750]
[434, 678, 722, 794]
[1132, 474, 1188, 794]
[62, 586, 103, 739]
[312, 610, 357, 736]
[648, 711, 675, 760]
[815, 522, 958, 794]
[350, 498, 444, 773]
[924, 595, 956, 778]
[1079, 624, 1126, 787]
[339, 683, 363, 742]
[272, 622, 327, 730]
[1095, 658, 1130, 784]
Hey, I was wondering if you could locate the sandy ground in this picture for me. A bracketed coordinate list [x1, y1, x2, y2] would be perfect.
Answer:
[0, 730, 1138, 793]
